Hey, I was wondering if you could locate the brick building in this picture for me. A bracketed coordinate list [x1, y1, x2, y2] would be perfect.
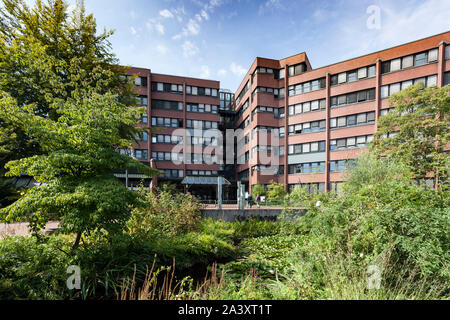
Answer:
[124, 31, 450, 198]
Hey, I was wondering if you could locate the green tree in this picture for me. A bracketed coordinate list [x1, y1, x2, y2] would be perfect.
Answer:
[0, 0, 139, 206]
[0, 89, 157, 250]
[371, 83, 450, 189]
[251, 184, 267, 199]
[266, 181, 287, 202]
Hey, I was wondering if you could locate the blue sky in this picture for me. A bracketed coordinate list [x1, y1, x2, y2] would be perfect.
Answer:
[78, 0, 448, 91]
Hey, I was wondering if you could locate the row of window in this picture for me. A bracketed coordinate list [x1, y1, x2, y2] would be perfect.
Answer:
[252, 67, 285, 80]
[331, 88, 376, 108]
[252, 126, 284, 138]
[162, 169, 184, 179]
[187, 170, 219, 176]
[136, 132, 148, 142]
[330, 134, 374, 150]
[331, 65, 376, 86]
[288, 63, 307, 77]
[288, 162, 326, 174]
[381, 49, 438, 74]
[186, 119, 219, 129]
[151, 152, 184, 162]
[151, 117, 183, 128]
[135, 149, 148, 160]
[289, 183, 325, 194]
[235, 81, 250, 105]
[252, 106, 285, 118]
[151, 134, 183, 144]
[152, 82, 183, 94]
[191, 136, 217, 146]
[288, 99, 326, 116]
[121, 75, 147, 87]
[380, 75, 437, 98]
[186, 103, 219, 114]
[190, 154, 219, 164]
[288, 78, 326, 97]
[288, 141, 326, 155]
[251, 165, 284, 176]
[330, 111, 375, 129]
[252, 86, 285, 99]
[186, 86, 219, 97]
[136, 96, 148, 105]
[288, 120, 326, 135]
[330, 160, 355, 172]
[152, 99, 183, 111]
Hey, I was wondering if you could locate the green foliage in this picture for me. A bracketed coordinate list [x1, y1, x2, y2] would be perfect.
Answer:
[371, 83, 450, 187]
[0, 0, 140, 207]
[0, 235, 74, 299]
[266, 181, 287, 202]
[127, 187, 203, 240]
[251, 184, 267, 199]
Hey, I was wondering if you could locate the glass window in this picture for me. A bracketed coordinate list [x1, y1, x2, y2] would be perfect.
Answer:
[357, 136, 366, 145]
[330, 75, 338, 86]
[357, 113, 367, 124]
[348, 71, 357, 82]
[330, 118, 337, 128]
[367, 112, 376, 122]
[402, 55, 414, 69]
[446, 45, 450, 60]
[414, 52, 427, 66]
[347, 115, 356, 126]
[338, 73, 346, 84]
[358, 67, 367, 79]
[347, 93, 357, 104]
[368, 65, 376, 77]
[311, 100, 319, 111]
[337, 117, 346, 127]
[310, 142, 319, 152]
[391, 58, 401, 72]
[428, 49, 438, 62]
[303, 82, 311, 93]
[402, 80, 413, 89]
[338, 95, 347, 105]
[427, 75, 437, 87]
[157, 83, 164, 91]
[302, 143, 310, 153]
[381, 86, 389, 98]
[390, 83, 401, 95]
[303, 102, 311, 113]
[347, 137, 356, 147]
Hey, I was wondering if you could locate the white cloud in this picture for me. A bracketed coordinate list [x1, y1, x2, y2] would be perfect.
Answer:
[173, 19, 200, 39]
[146, 20, 165, 35]
[230, 62, 247, 77]
[156, 45, 168, 55]
[159, 9, 174, 19]
[218, 69, 227, 76]
[200, 65, 211, 78]
[130, 26, 137, 35]
[182, 41, 199, 58]
[259, 0, 285, 15]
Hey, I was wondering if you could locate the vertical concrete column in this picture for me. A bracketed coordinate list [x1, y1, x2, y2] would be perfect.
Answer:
[283, 64, 289, 192]
[375, 58, 382, 122]
[324, 72, 331, 192]
[437, 41, 446, 88]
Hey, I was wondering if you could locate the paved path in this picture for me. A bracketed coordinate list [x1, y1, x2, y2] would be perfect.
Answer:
[0, 221, 59, 239]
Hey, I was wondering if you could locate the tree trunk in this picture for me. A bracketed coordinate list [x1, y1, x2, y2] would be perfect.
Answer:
[71, 231, 82, 252]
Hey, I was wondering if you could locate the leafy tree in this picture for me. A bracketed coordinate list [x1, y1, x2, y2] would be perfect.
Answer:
[371, 83, 449, 189]
[251, 184, 267, 199]
[0, 89, 157, 250]
[0, 0, 139, 206]
[266, 181, 287, 202]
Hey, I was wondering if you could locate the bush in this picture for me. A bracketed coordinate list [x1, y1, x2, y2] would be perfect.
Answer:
[0, 235, 74, 300]
[127, 188, 203, 240]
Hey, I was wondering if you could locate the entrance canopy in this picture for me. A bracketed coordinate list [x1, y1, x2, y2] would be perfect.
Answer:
[181, 176, 231, 186]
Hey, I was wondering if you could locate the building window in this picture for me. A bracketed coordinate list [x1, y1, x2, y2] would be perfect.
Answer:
[445, 45, 450, 60]
[331, 88, 375, 108]
[151, 117, 183, 128]
[288, 141, 326, 155]
[330, 135, 373, 151]
[135, 149, 148, 160]
[380, 75, 437, 98]
[444, 72, 450, 86]
[289, 162, 325, 174]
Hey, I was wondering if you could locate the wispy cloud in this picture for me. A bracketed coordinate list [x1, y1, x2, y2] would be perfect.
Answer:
[173, 0, 223, 40]
[218, 69, 227, 76]
[146, 19, 165, 35]
[159, 9, 174, 19]
[182, 40, 199, 58]
[200, 65, 211, 78]
[259, 0, 285, 15]
[230, 62, 247, 77]
[156, 44, 168, 55]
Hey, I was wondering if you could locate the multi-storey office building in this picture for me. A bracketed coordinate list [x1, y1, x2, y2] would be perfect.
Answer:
[233, 31, 450, 195]
[120, 68, 224, 199]
[122, 32, 449, 198]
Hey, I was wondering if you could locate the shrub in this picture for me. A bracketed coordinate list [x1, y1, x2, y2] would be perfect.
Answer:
[127, 188, 203, 240]
[0, 235, 74, 300]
